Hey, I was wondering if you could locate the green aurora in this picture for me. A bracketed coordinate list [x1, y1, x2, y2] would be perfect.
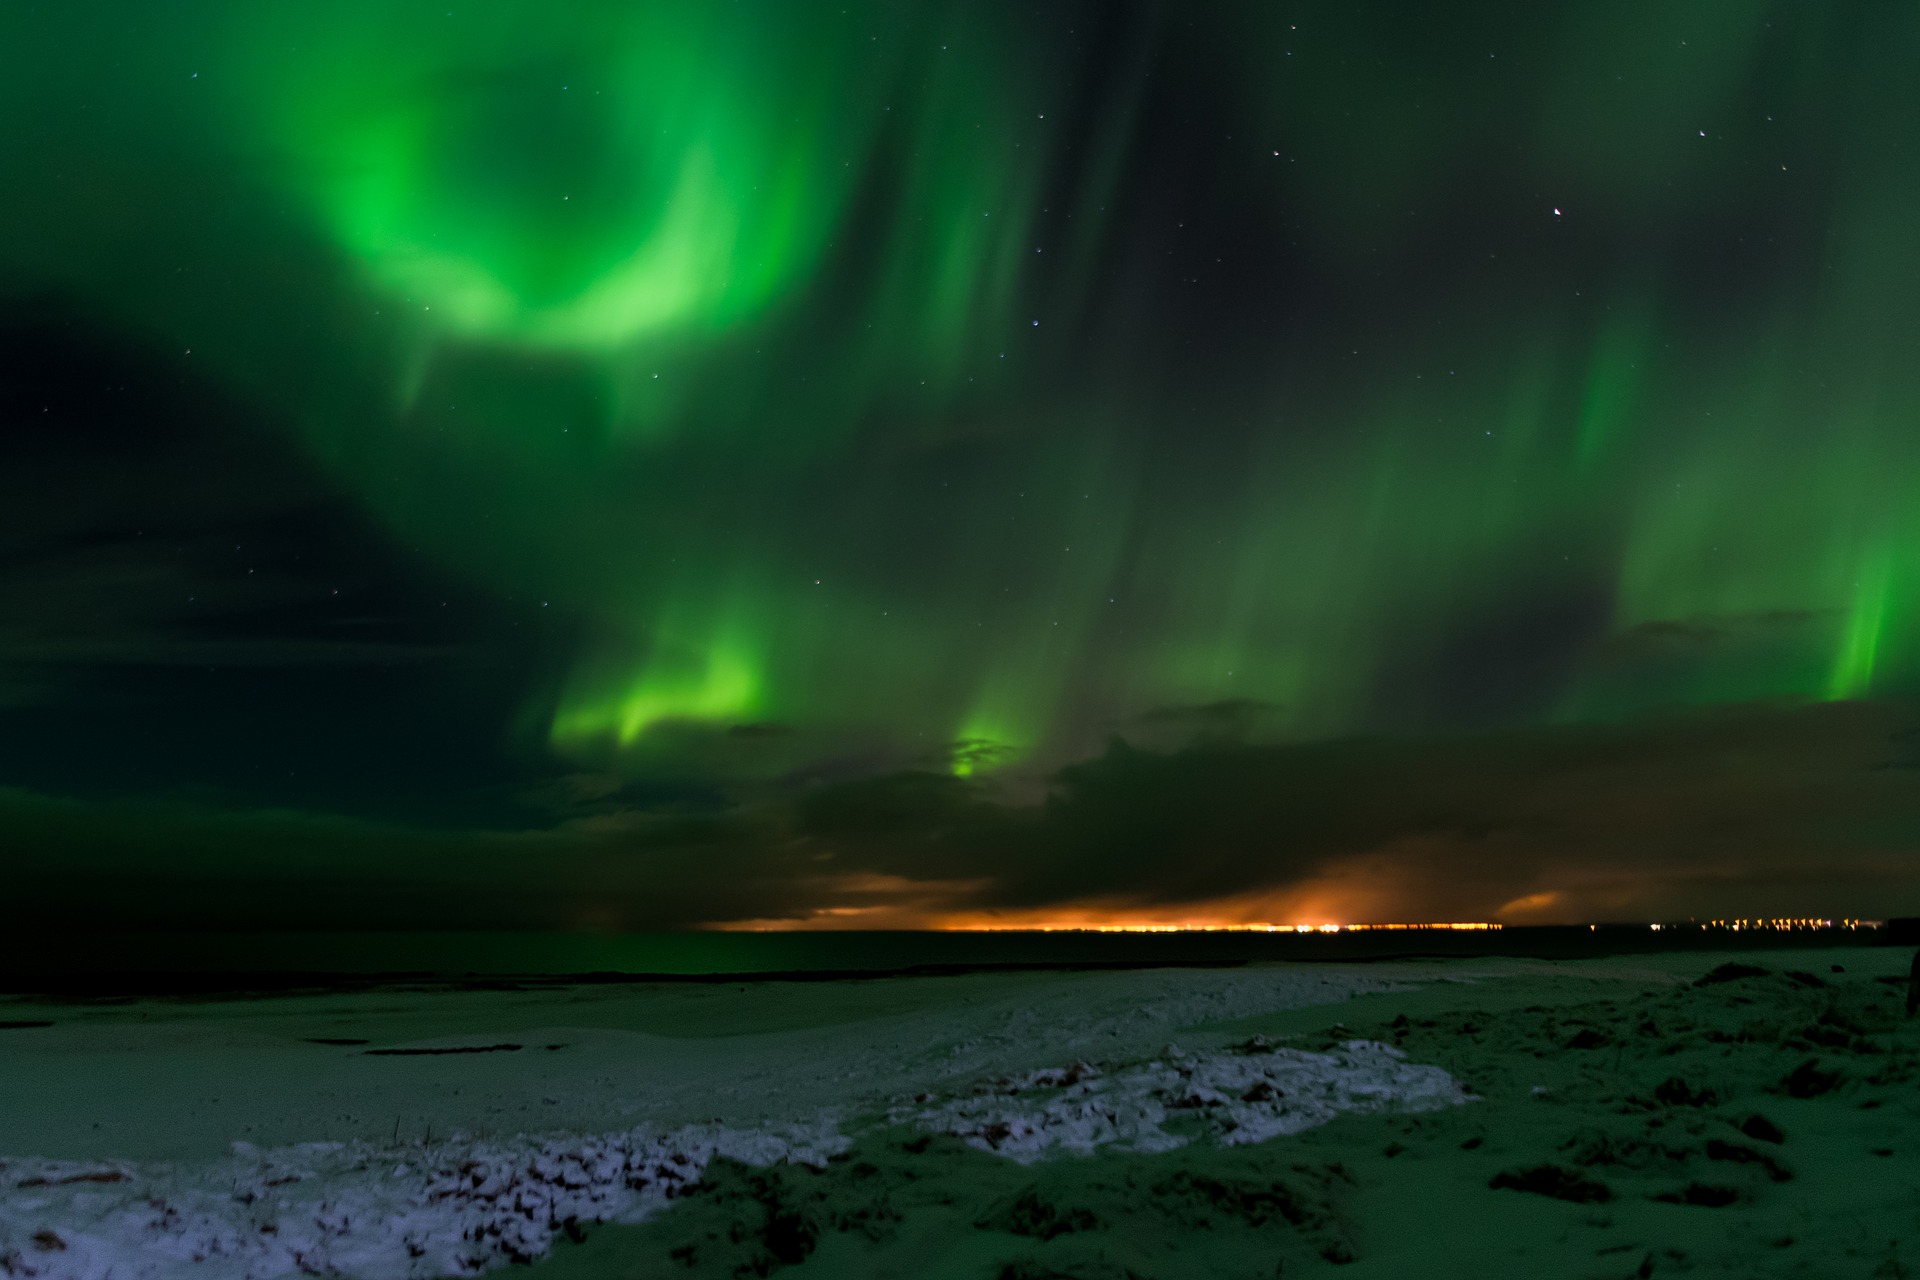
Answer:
[5, 1, 1920, 927]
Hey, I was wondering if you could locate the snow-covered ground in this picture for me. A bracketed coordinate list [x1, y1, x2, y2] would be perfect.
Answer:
[0, 1038, 1471, 1279]
[13, 951, 1901, 1280]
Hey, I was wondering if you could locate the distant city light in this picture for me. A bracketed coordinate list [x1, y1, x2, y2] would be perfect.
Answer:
[932, 917, 1878, 935]
[1655, 917, 1872, 931]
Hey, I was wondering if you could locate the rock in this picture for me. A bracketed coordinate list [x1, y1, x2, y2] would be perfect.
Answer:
[1776, 1059, 1841, 1099]
[1652, 1182, 1741, 1208]
[1488, 1164, 1612, 1203]
[1652, 1077, 1718, 1108]
[1695, 963, 1770, 987]
[1704, 1139, 1791, 1182]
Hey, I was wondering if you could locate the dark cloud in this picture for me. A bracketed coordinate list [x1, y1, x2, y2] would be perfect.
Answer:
[0, 304, 488, 686]
[1369, 574, 1617, 730]
[1125, 698, 1281, 750]
[7, 698, 1920, 934]
[722, 695, 1920, 925]
[1598, 610, 1826, 660]
[0, 787, 798, 934]
[0, 308, 567, 825]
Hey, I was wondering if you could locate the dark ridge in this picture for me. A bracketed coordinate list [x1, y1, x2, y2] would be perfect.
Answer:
[0, 1019, 54, 1029]
[363, 1043, 523, 1056]
[1653, 1182, 1742, 1208]
[304, 1037, 370, 1046]
[16, 1171, 126, 1187]
[0, 922, 1891, 1000]
[1489, 1164, 1612, 1203]
[0, 959, 1252, 1000]
[1881, 917, 1920, 945]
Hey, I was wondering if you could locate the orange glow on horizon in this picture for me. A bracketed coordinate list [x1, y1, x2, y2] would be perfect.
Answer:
[704, 915, 1881, 933]
[704, 907, 1506, 933]
[933, 919, 1503, 933]
[694, 869, 1884, 935]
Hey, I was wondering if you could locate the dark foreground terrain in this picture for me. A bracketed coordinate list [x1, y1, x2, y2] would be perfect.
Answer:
[537, 953, 1920, 1279]
[3, 950, 1915, 1279]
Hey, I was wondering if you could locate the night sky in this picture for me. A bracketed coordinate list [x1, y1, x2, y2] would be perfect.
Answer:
[5, 1, 1920, 931]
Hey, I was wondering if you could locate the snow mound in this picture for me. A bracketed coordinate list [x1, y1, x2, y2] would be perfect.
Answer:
[894, 1039, 1475, 1163]
[0, 1119, 847, 1280]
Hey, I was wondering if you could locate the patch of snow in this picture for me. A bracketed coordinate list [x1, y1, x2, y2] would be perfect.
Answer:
[0, 1119, 847, 1280]
[892, 1040, 1475, 1163]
